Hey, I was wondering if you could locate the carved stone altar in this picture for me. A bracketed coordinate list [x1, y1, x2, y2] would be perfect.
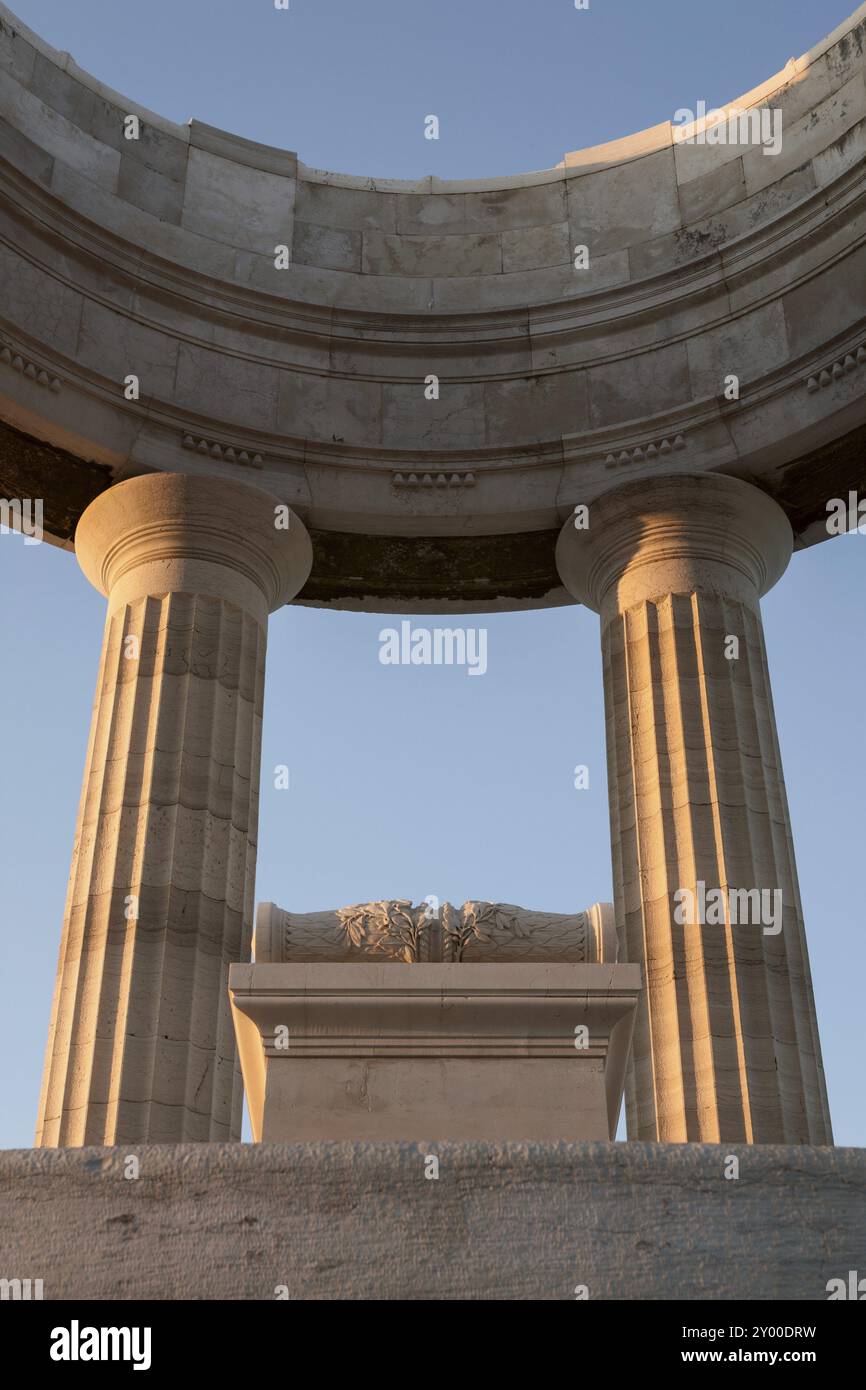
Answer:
[229, 897, 638, 1143]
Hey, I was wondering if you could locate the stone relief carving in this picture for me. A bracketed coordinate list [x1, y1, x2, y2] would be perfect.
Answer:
[255, 899, 617, 964]
[602, 433, 686, 471]
[182, 433, 264, 467]
[337, 899, 434, 963]
[0, 341, 62, 392]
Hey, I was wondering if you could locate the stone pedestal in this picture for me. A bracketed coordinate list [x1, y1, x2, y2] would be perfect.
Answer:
[36, 472, 312, 1146]
[229, 962, 640, 1141]
[556, 473, 832, 1145]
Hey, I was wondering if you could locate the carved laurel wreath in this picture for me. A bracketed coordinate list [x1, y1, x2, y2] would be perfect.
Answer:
[328, 900, 586, 962]
[336, 900, 430, 963]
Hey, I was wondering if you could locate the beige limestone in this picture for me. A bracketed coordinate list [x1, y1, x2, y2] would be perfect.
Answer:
[229, 962, 640, 1142]
[3, 1, 866, 609]
[556, 472, 832, 1144]
[254, 898, 617, 963]
[1, 1141, 863, 1301]
[36, 473, 312, 1145]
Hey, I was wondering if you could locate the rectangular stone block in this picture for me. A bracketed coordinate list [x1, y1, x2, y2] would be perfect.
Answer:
[182, 146, 295, 255]
[0, 13, 37, 86]
[27, 50, 98, 129]
[277, 261, 434, 312]
[49, 163, 239, 282]
[278, 370, 383, 446]
[174, 342, 280, 431]
[824, 17, 866, 85]
[383, 381, 485, 448]
[395, 191, 468, 235]
[462, 180, 568, 232]
[568, 148, 681, 254]
[677, 156, 747, 225]
[0, 115, 53, 186]
[230, 962, 641, 1142]
[433, 253, 630, 313]
[292, 220, 362, 272]
[0, 78, 120, 189]
[188, 120, 296, 177]
[117, 156, 185, 224]
[628, 225, 724, 280]
[812, 114, 866, 187]
[0, 244, 83, 353]
[501, 221, 570, 273]
[484, 372, 589, 446]
[75, 300, 180, 399]
[117, 122, 190, 184]
[743, 73, 866, 197]
[294, 179, 398, 232]
[362, 229, 501, 277]
[587, 342, 692, 427]
[686, 299, 790, 400]
[783, 239, 866, 357]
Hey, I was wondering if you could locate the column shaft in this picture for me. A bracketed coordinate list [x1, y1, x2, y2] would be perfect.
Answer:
[557, 473, 832, 1143]
[36, 473, 311, 1145]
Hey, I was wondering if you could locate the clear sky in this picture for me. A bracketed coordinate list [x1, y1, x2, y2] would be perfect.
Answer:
[1, 0, 863, 1148]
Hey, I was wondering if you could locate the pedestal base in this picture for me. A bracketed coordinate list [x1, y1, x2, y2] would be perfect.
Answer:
[229, 962, 640, 1141]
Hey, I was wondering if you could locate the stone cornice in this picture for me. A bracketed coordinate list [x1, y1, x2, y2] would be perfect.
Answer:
[231, 965, 640, 1058]
[3, 170, 866, 477]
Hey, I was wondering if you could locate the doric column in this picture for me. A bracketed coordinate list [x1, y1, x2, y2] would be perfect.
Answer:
[36, 472, 312, 1146]
[556, 472, 832, 1144]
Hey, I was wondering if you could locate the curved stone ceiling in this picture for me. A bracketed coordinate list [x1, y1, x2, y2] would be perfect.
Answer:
[1, 2, 866, 609]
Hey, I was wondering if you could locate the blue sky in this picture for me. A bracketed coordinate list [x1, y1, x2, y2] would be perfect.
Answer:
[1, 0, 863, 1147]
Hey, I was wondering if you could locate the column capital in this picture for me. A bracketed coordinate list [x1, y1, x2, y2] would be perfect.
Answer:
[75, 471, 312, 623]
[556, 472, 793, 618]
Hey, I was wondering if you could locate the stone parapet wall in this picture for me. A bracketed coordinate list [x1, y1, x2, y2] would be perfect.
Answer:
[0, 1141, 862, 1300]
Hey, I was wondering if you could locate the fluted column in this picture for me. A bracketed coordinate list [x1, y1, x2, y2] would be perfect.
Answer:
[556, 472, 832, 1144]
[36, 472, 312, 1146]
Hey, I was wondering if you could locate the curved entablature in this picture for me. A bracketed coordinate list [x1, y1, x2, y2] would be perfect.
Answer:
[1, 2, 866, 608]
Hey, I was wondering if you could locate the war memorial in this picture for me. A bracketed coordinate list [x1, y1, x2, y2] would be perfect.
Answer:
[0, 0, 864, 1305]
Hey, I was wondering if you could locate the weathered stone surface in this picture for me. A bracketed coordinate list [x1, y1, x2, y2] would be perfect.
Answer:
[36, 475, 313, 1146]
[254, 899, 617, 963]
[566, 147, 682, 253]
[1, 0, 866, 606]
[0, 1141, 862, 1300]
[0, 417, 109, 542]
[0, 415, 571, 605]
[292, 220, 362, 272]
[182, 147, 295, 256]
[117, 155, 185, 224]
[231, 963, 639, 1142]
[500, 220, 570, 272]
[557, 474, 832, 1145]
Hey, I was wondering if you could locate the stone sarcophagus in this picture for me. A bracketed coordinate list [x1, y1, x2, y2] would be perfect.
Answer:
[229, 899, 640, 1143]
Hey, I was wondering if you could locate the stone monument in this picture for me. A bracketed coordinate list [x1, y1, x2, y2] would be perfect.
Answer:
[230, 898, 638, 1141]
[0, 0, 864, 1299]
